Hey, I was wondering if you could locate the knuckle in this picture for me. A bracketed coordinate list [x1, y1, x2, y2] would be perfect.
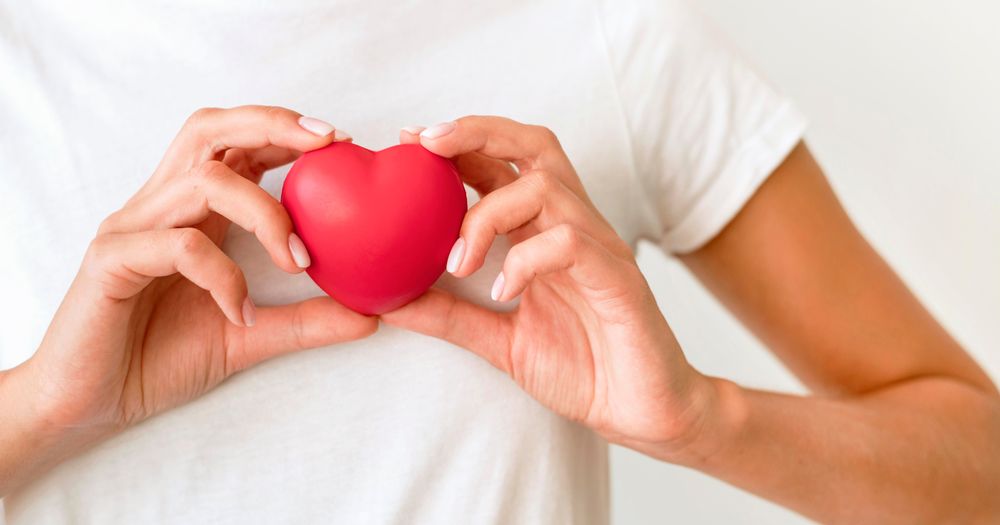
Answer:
[552, 223, 582, 251]
[84, 234, 115, 268]
[183, 107, 223, 150]
[193, 160, 230, 186]
[221, 260, 246, 289]
[261, 105, 290, 124]
[454, 115, 481, 131]
[97, 210, 124, 235]
[462, 204, 489, 234]
[174, 227, 208, 257]
[524, 170, 557, 195]
[185, 107, 220, 129]
[505, 245, 529, 273]
[531, 125, 560, 146]
[249, 199, 292, 239]
[261, 200, 292, 231]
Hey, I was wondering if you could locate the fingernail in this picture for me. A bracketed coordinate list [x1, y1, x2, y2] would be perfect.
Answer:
[289, 232, 311, 268]
[333, 129, 352, 141]
[401, 126, 426, 135]
[298, 116, 335, 137]
[242, 296, 257, 327]
[420, 121, 456, 139]
[299, 117, 333, 137]
[446, 237, 465, 274]
[490, 272, 505, 302]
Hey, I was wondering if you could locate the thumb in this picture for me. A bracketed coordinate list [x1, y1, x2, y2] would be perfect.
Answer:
[400, 126, 517, 196]
[224, 296, 378, 374]
[381, 288, 514, 374]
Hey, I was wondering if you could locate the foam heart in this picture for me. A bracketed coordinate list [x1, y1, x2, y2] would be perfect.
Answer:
[281, 142, 467, 315]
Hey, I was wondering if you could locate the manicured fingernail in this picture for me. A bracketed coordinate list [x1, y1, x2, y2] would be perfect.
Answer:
[242, 296, 257, 327]
[446, 237, 465, 274]
[333, 129, 352, 141]
[420, 121, 456, 139]
[401, 126, 426, 135]
[289, 232, 311, 268]
[298, 116, 335, 137]
[490, 272, 505, 302]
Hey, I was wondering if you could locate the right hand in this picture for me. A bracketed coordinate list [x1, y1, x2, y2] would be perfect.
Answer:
[23, 106, 377, 444]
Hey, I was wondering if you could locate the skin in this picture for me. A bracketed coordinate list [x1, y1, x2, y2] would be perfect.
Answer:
[1, 108, 997, 523]
[389, 117, 1000, 523]
[0, 106, 377, 495]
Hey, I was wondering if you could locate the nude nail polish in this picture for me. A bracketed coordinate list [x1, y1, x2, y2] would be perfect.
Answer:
[447, 237, 465, 274]
[242, 296, 257, 327]
[289, 232, 311, 268]
[420, 121, 457, 139]
[490, 272, 506, 302]
[298, 116, 335, 137]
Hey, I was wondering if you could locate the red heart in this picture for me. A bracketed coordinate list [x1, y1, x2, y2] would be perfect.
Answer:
[281, 142, 467, 315]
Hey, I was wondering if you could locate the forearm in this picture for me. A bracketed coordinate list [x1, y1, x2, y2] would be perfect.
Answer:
[0, 359, 101, 497]
[679, 375, 1000, 524]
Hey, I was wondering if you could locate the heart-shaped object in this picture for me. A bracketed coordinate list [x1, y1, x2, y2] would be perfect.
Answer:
[281, 142, 467, 315]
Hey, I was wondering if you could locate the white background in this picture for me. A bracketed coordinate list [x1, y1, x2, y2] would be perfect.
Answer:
[1, 3, 996, 524]
[612, 1, 1000, 523]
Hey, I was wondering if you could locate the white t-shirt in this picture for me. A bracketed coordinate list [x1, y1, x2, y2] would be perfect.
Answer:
[0, 0, 805, 522]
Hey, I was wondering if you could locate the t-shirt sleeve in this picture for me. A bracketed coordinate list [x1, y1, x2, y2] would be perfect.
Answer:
[596, 0, 807, 253]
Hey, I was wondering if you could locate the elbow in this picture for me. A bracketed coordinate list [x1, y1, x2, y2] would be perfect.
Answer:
[934, 377, 1000, 522]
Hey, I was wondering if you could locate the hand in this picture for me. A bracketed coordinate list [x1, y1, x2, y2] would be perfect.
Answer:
[386, 117, 720, 460]
[25, 106, 376, 443]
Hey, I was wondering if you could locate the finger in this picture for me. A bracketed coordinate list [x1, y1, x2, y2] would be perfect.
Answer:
[161, 105, 349, 173]
[105, 161, 307, 273]
[413, 116, 592, 199]
[402, 125, 517, 195]
[83, 228, 250, 326]
[413, 116, 577, 176]
[453, 153, 519, 195]
[494, 224, 627, 302]
[223, 296, 378, 375]
[399, 126, 425, 144]
[223, 146, 302, 182]
[245, 145, 302, 170]
[413, 116, 558, 169]
[449, 171, 596, 277]
[380, 288, 514, 374]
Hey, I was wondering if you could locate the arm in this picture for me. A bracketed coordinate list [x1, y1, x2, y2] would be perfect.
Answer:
[383, 118, 1000, 524]
[677, 143, 1000, 523]
[0, 106, 375, 496]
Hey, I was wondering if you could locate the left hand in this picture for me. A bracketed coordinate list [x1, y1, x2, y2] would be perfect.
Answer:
[385, 116, 719, 460]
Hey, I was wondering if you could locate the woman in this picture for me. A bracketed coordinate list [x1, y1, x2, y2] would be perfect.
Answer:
[1, 0, 997, 523]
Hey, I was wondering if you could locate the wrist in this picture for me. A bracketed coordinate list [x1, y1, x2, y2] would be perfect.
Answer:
[646, 373, 750, 468]
[688, 376, 749, 468]
[0, 358, 115, 496]
[3, 359, 60, 442]
[0, 361, 61, 495]
[21, 355, 122, 445]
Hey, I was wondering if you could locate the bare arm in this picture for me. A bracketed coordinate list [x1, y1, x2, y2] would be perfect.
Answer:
[0, 106, 375, 496]
[679, 143, 1000, 523]
[379, 118, 1000, 523]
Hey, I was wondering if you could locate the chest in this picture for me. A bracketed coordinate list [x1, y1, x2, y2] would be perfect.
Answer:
[0, 0, 650, 365]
